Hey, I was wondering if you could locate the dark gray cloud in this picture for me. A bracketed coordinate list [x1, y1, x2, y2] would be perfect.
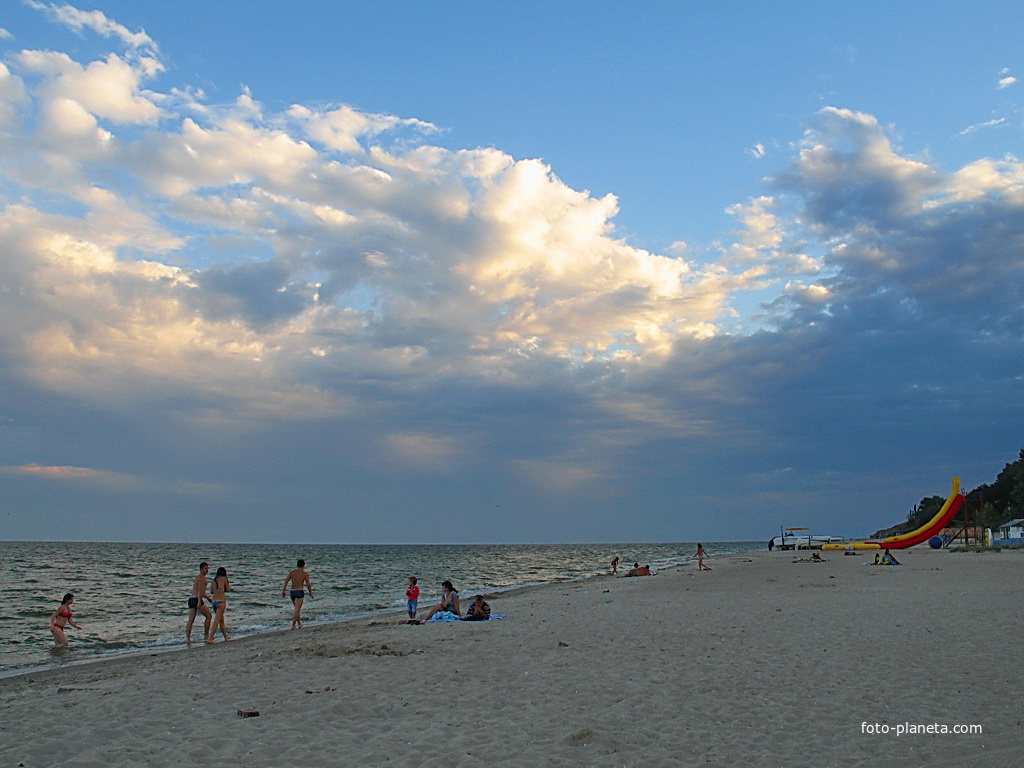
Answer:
[1, 35, 1021, 543]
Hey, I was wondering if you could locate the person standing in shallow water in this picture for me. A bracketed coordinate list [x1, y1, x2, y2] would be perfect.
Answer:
[282, 559, 313, 629]
[208, 567, 231, 642]
[50, 593, 81, 647]
[185, 561, 212, 646]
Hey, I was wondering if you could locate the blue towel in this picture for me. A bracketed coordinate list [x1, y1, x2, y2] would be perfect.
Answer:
[426, 611, 507, 622]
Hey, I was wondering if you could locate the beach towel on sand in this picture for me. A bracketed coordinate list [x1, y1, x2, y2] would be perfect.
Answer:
[426, 611, 507, 622]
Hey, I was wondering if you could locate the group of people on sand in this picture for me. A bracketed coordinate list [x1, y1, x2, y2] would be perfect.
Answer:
[184, 561, 238, 645]
[872, 550, 901, 566]
[405, 578, 492, 623]
[610, 544, 712, 577]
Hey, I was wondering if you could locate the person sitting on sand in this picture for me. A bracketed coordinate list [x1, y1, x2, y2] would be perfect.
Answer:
[419, 580, 461, 621]
[873, 553, 882, 565]
[462, 595, 491, 621]
[810, 552, 823, 562]
[882, 549, 901, 566]
[50, 593, 81, 647]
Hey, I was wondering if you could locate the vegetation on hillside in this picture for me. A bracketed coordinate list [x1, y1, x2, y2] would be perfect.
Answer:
[963, 448, 1024, 529]
[872, 448, 1024, 538]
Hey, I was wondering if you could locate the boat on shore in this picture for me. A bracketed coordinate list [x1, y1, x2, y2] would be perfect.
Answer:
[768, 527, 844, 551]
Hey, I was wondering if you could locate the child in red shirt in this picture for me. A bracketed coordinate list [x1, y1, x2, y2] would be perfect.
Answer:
[406, 576, 420, 619]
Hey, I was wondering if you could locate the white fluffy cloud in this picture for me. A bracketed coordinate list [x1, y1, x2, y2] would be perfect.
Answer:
[3, 32, 770, 416]
[3, 10, 1023, 541]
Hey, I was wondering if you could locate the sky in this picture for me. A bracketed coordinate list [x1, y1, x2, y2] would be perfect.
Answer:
[1, 1, 1023, 544]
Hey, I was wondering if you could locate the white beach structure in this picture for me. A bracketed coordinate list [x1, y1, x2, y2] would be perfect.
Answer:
[994, 518, 1024, 544]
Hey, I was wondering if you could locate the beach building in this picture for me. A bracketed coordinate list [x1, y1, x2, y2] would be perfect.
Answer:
[994, 518, 1024, 545]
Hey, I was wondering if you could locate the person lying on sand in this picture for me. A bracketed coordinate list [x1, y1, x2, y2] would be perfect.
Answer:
[622, 564, 652, 577]
[792, 554, 828, 563]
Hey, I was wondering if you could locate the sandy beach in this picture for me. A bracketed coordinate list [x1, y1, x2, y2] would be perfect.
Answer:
[2, 547, 1020, 767]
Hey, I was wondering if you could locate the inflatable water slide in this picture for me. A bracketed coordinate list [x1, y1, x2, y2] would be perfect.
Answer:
[822, 477, 964, 551]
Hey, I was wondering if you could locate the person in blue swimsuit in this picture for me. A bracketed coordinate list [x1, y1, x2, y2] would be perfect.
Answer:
[208, 567, 230, 643]
[281, 559, 314, 629]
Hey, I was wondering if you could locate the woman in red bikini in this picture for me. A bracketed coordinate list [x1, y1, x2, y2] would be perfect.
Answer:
[50, 593, 81, 647]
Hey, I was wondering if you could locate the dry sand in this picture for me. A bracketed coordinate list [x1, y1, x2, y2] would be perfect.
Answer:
[1, 547, 1021, 767]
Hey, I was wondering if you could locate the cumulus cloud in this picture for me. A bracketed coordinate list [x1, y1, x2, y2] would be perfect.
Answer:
[2, 12, 1023, 540]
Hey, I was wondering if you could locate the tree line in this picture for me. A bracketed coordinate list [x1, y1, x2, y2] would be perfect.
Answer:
[899, 448, 1024, 533]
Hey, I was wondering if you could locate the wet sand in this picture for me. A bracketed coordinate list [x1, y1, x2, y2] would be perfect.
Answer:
[1, 547, 1020, 767]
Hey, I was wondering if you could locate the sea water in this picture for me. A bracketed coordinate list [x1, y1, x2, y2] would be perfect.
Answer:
[0, 540, 761, 675]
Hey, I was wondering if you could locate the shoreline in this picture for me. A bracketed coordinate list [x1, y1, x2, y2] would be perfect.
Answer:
[4, 547, 1020, 767]
[2, 540, 751, 677]
[0, 552, 734, 688]
[0, 551, 710, 682]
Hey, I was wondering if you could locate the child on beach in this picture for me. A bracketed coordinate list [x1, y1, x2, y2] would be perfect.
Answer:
[406, 577, 420, 619]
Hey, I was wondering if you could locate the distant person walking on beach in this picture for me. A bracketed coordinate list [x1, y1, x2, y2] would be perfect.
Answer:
[208, 566, 231, 642]
[406, 576, 420, 619]
[50, 593, 81, 647]
[282, 559, 313, 629]
[186, 561, 212, 646]
[611, 556, 619, 574]
[419, 580, 460, 622]
[696, 543, 712, 571]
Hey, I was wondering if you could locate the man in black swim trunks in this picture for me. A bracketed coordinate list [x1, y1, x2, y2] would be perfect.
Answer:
[186, 561, 212, 645]
[282, 559, 314, 629]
